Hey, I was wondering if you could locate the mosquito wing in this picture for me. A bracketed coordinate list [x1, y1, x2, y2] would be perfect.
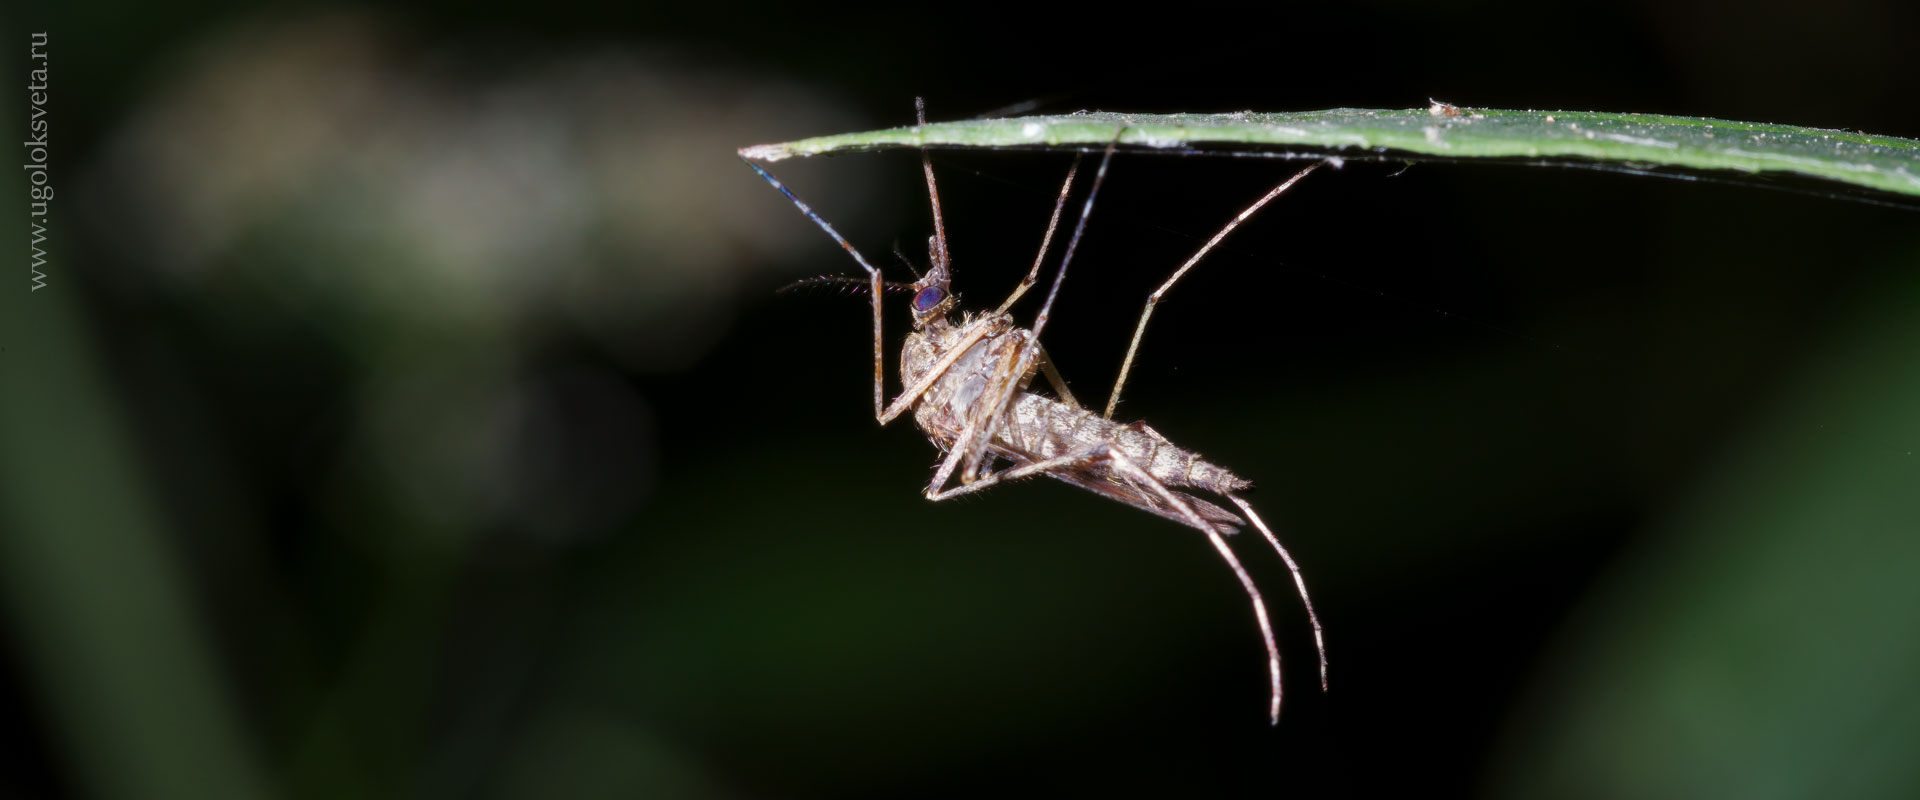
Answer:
[1030, 460, 1243, 535]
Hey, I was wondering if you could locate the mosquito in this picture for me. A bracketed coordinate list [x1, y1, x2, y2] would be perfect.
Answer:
[739, 100, 1328, 723]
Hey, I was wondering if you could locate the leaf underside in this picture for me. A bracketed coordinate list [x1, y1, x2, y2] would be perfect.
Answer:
[740, 106, 1920, 199]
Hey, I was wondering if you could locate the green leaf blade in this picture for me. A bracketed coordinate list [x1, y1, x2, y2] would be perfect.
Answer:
[740, 107, 1920, 198]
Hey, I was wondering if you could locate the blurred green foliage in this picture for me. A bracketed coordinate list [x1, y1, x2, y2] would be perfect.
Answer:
[1496, 250, 1920, 799]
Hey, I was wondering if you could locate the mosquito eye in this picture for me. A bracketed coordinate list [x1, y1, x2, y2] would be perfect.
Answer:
[912, 287, 946, 313]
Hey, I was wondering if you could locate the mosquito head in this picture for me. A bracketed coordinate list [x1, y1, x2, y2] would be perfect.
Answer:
[907, 277, 953, 328]
[908, 234, 954, 328]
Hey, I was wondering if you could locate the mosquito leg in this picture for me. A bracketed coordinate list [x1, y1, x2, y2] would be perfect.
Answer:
[940, 131, 1126, 485]
[1226, 494, 1328, 692]
[1104, 449, 1285, 725]
[995, 154, 1083, 315]
[1037, 347, 1079, 409]
[952, 132, 1121, 473]
[890, 240, 925, 280]
[925, 408, 997, 495]
[922, 435, 1287, 722]
[1031, 130, 1124, 341]
[1102, 163, 1322, 419]
[923, 446, 1106, 501]
[927, 333, 1038, 492]
[968, 328, 1078, 484]
[920, 153, 1088, 485]
[740, 158, 890, 420]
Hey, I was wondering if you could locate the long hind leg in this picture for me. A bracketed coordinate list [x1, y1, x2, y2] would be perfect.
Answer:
[1103, 451, 1288, 724]
[1227, 495, 1328, 691]
[925, 442, 1289, 724]
[1102, 163, 1322, 419]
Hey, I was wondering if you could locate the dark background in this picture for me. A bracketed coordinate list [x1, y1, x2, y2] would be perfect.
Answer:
[3, 1, 1918, 798]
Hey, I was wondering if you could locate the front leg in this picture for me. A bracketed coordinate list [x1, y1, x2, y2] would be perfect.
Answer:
[739, 158, 892, 419]
[878, 317, 1004, 425]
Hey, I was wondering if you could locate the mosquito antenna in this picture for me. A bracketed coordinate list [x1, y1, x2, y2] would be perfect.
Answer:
[1031, 128, 1124, 339]
[778, 274, 915, 294]
[891, 239, 925, 280]
[916, 97, 951, 276]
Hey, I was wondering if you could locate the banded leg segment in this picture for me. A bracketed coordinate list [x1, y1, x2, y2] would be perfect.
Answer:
[741, 159, 890, 420]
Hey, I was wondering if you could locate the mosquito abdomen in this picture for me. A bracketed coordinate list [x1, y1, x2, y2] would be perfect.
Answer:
[1007, 394, 1249, 494]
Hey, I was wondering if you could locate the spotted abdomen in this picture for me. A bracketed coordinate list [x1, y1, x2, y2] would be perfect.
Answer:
[1004, 394, 1248, 495]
